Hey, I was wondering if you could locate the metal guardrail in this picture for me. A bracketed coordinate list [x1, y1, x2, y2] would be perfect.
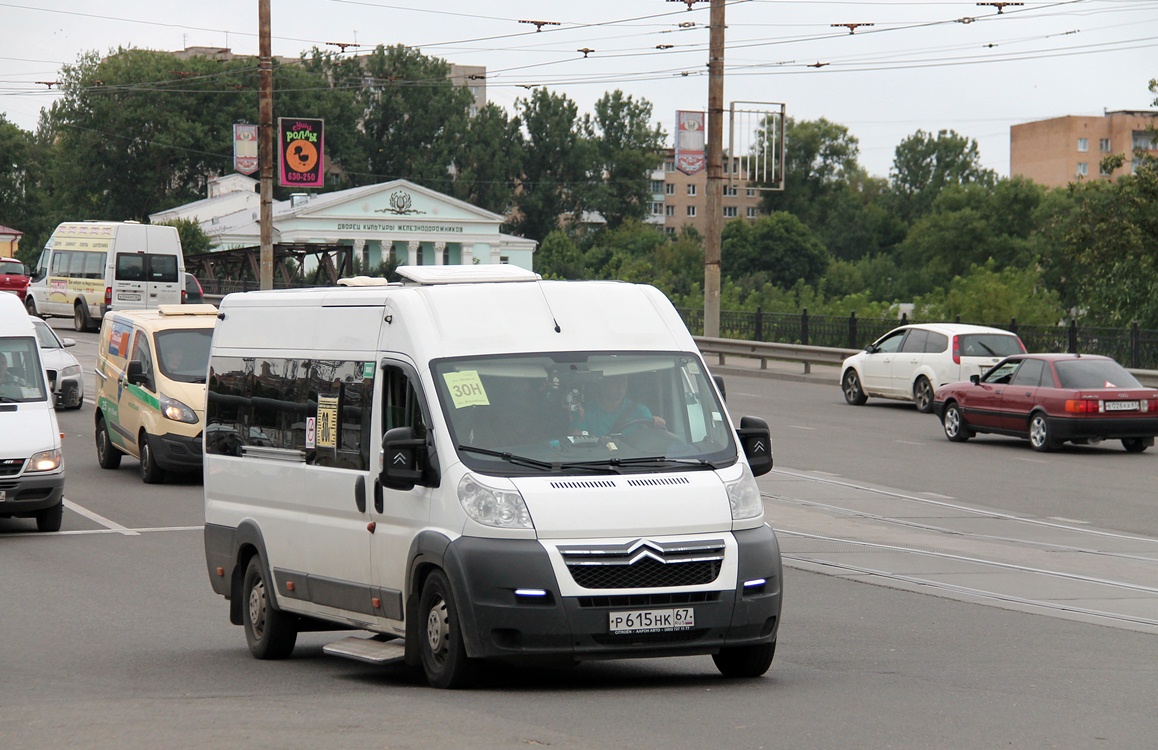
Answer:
[694, 336, 1158, 388]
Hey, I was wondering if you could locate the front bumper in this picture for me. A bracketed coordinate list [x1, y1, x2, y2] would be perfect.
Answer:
[46, 371, 84, 409]
[148, 431, 204, 472]
[0, 471, 65, 517]
[445, 526, 783, 661]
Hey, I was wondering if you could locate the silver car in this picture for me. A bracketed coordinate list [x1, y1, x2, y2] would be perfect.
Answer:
[31, 317, 84, 409]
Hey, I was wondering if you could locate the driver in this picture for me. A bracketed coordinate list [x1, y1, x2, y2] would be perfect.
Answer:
[570, 374, 665, 436]
[0, 355, 27, 397]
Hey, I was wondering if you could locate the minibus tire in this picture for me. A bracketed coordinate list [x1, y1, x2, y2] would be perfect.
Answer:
[96, 415, 123, 469]
[25, 297, 39, 317]
[712, 640, 776, 678]
[419, 570, 478, 689]
[242, 556, 297, 660]
[138, 433, 166, 484]
[73, 302, 90, 333]
[35, 502, 63, 533]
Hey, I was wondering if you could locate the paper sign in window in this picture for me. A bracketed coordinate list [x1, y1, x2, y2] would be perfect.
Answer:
[443, 371, 489, 408]
[316, 396, 339, 448]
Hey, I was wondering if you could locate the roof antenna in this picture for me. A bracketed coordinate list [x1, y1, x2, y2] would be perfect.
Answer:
[536, 281, 562, 333]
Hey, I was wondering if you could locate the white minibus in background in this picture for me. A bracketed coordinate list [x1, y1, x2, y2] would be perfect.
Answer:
[25, 221, 186, 332]
[203, 265, 782, 689]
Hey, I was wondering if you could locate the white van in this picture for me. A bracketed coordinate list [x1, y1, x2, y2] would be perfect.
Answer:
[0, 293, 65, 532]
[203, 266, 781, 688]
[25, 221, 186, 332]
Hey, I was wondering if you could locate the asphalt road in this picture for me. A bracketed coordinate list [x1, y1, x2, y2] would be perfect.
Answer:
[3, 322, 1157, 749]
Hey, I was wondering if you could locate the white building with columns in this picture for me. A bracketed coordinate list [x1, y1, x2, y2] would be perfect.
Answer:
[151, 177, 537, 272]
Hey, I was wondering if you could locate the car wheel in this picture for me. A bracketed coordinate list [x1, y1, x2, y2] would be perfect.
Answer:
[25, 297, 39, 317]
[1029, 413, 1058, 452]
[942, 402, 972, 442]
[842, 369, 867, 406]
[712, 640, 776, 678]
[1122, 438, 1149, 453]
[138, 433, 167, 484]
[95, 415, 123, 470]
[35, 502, 64, 533]
[73, 302, 89, 332]
[242, 555, 298, 660]
[419, 569, 478, 689]
[913, 376, 935, 414]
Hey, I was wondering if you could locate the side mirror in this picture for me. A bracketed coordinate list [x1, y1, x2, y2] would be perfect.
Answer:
[713, 374, 727, 403]
[970, 374, 980, 385]
[61, 337, 77, 348]
[126, 359, 148, 387]
[381, 426, 426, 491]
[736, 415, 773, 477]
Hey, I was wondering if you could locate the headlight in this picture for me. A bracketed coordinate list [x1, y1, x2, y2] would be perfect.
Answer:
[160, 394, 198, 423]
[28, 448, 62, 473]
[725, 463, 763, 520]
[458, 474, 533, 529]
[62, 364, 82, 377]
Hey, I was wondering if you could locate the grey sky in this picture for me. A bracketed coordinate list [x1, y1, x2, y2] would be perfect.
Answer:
[2, 0, 1156, 178]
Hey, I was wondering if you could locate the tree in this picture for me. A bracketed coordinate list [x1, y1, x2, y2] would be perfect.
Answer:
[888, 129, 996, 224]
[512, 88, 591, 242]
[451, 103, 523, 215]
[721, 213, 829, 288]
[351, 45, 474, 189]
[156, 218, 213, 255]
[912, 261, 1063, 326]
[582, 91, 666, 228]
[0, 115, 47, 262]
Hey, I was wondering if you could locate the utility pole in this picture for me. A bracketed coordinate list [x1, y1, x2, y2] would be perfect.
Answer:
[703, 0, 725, 337]
[258, 0, 274, 290]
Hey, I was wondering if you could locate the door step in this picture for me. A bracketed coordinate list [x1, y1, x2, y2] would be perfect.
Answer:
[323, 635, 406, 664]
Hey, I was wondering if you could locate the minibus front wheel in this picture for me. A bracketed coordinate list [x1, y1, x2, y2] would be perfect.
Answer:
[419, 570, 478, 689]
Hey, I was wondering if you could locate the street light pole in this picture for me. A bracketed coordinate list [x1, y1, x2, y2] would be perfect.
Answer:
[703, 0, 725, 337]
[258, 0, 274, 290]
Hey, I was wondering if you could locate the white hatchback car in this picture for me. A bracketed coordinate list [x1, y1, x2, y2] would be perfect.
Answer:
[840, 323, 1027, 413]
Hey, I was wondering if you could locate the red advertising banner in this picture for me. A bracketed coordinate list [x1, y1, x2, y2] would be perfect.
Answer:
[278, 118, 324, 188]
[675, 110, 706, 175]
[233, 123, 258, 175]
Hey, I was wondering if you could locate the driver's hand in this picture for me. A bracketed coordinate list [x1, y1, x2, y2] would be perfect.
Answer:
[653, 415, 666, 429]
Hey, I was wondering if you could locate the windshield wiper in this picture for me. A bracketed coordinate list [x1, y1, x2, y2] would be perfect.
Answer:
[458, 444, 554, 471]
[561, 456, 722, 472]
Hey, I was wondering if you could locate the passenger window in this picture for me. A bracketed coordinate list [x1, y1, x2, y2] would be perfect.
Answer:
[116, 254, 146, 281]
[873, 331, 906, 354]
[985, 360, 1019, 385]
[382, 364, 427, 438]
[147, 254, 179, 283]
[1010, 359, 1045, 387]
[924, 332, 948, 353]
[899, 329, 928, 353]
[130, 332, 154, 381]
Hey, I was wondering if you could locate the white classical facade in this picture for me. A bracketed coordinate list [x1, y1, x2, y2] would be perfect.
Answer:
[151, 177, 537, 272]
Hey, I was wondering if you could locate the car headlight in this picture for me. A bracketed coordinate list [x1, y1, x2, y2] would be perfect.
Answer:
[458, 474, 533, 529]
[160, 394, 198, 423]
[28, 448, 62, 473]
[725, 463, 763, 520]
[62, 364, 82, 377]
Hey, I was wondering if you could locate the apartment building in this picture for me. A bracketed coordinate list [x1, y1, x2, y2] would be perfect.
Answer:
[645, 149, 764, 234]
[1010, 110, 1158, 187]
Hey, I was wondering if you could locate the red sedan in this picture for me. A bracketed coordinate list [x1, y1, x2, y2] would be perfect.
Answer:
[932, 353, 1158, 453]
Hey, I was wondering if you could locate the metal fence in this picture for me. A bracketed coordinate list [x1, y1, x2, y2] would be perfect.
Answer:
[677, 308, 1158, 370]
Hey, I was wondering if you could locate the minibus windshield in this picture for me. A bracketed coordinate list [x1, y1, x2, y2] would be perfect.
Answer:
[432, 351, 738, 475]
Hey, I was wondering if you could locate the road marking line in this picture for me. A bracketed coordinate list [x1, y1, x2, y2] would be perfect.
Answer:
[788, 425, 815, 430]
[895, 440, 924, 445]
[64, 499, 140, 536]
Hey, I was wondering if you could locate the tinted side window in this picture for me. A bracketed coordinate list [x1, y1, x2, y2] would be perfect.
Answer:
[116, 254, 146, 281]
[148, 253, 179, 283]
[899, 329, 928, 353]
[874, 330, 906, 354]
[130, 331, 154, 380]
[925, 332, 948, 353]
[206, 355, 373, 469]
[1010, 358, 1045, 387]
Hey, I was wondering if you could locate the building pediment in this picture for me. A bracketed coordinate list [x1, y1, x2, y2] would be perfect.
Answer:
[286, 180, 505, 225]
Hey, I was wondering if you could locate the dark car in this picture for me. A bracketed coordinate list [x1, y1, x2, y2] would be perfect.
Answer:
[932, 353, 1158, 452]
[0, 257, 30, 301]
[184, 272, 205, 304]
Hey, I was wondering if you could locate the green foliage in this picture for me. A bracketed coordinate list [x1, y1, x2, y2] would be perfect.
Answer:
[582, 91, 666, 228]
[511, 89, 591, 242]
[721, 213, 829, 287]
[887, 129, 996, 224]
[451, 103, 523, 215]
[911, 261, 1063, 325]
[155, 218, 213, 255]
